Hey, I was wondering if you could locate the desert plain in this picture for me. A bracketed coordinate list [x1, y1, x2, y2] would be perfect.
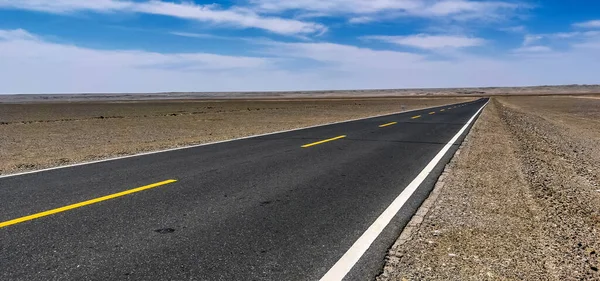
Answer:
[1, 89, 599, 280]
[0, 96, 472, 175]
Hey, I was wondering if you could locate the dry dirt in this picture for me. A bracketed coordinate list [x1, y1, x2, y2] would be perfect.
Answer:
[378, 96, 600, 280]
[0, 97, 472, 175]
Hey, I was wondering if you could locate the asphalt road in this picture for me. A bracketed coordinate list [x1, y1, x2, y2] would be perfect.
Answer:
[0, 98, 488, 281]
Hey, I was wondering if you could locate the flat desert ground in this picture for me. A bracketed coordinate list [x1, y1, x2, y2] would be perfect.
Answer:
[2, 92, 599, 280]
[0, 97, 472, 175]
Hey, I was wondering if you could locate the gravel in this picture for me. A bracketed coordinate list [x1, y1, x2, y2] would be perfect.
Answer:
[378, 96, 600, 280]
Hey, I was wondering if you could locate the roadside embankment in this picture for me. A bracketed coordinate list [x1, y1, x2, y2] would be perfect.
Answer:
[378, 96, 600, 280]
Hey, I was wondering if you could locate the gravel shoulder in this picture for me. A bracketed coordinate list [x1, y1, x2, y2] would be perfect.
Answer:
[0, 97, 471, 175]
[378, 96, 600, 280]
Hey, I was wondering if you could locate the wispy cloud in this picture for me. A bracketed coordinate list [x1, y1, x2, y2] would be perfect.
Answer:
[0, 28, 315, 93]
[2, 28, 599, 94]
[0, 0, 132, 13]
[523, 34, 543, 46]
[0, 0, 529, 37]
[512, 45, 552, 53]
[364, 34, 486, 49]
[573, 40, 600, 49]
[170, 32, 219, 39]
[250, 0, 527, 22]
[499, 25, 527, 33]
[213, 38, 600, 88]
[0, 28, 39, 41]
[522, 30, 600, 46]
[168, 31, 263, 43]
[262, 41, 425, 69]
[1, 29, 269, 70]
[573, 20, 600, 29]
[0, 0, 326, 35]
[348, 16, 374, 24]
[250, 0, 420, 14]
[421, 0, 522, 18]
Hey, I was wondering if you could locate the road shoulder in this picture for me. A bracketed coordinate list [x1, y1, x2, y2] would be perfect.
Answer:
[377, 99, 557, 280]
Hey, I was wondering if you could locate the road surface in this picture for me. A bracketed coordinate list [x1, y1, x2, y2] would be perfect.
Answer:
[0, 98, 488, 280]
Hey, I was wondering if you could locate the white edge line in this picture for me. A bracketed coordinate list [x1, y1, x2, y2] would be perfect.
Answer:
[0, 99, 478, 179]
[319, 100, 489, 281]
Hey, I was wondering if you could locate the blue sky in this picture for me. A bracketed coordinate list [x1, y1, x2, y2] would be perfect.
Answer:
[1, 0, 599, 94]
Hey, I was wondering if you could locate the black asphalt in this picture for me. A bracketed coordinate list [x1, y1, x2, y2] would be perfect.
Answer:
[0, 98, 488, 281]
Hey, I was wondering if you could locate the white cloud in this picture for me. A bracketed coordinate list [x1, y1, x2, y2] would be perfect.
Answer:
[0, 28, 284, 93]
[522, 31, 600, 46]
[516, 31, 600, 59]
[134, 2, 326, 35]
[249, 0, 420, 14]
[0, 28, 38, 41]
[169, 32, 219, 39]
[365, 34, 486, 49]
[250, 0, 525, 21]
[1, 28, 600, 94]
[245, 39, 600, 88]
[348, 16, 374, 24]
[573, 20, 600, 29]
[0, 30, 267, 70]
[0, 0, 325, 35]
[523, 34, 542, 46]
[512, 45, 552, 53]
[0, 0, 529, 36]
[499, 25, 526, 33]
[422, 1, 519, 17]
[572, 35, 600, 49]
[263, 41, 424, 70]
[573, 41, 600, 49]
[0, 0, 132, 13]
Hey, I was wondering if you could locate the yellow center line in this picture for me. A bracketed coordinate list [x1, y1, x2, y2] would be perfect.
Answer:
[440, 109, 445, 112]
[0, 179, 177, 229]
[379, 122, 397, 128]
[302, 135, 346, 148]
[429, 112, 436, 115]
[411, 115, 421, 119]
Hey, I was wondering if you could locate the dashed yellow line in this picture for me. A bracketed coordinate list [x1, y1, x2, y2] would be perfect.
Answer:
[440, 109, 445, 112]
[429, 112, 436, 115]
[379, 122, 397, 128]
[302, 135, 347, 148]
[411, 115, 421, 119]
[0, 179, 178, 229]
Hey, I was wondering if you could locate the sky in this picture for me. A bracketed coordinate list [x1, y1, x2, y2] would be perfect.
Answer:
[1, 0, 600, 94]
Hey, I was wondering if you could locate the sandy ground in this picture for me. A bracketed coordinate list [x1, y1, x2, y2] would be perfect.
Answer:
[0, 97, 471, 175]
[378, 96, 600, 280]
